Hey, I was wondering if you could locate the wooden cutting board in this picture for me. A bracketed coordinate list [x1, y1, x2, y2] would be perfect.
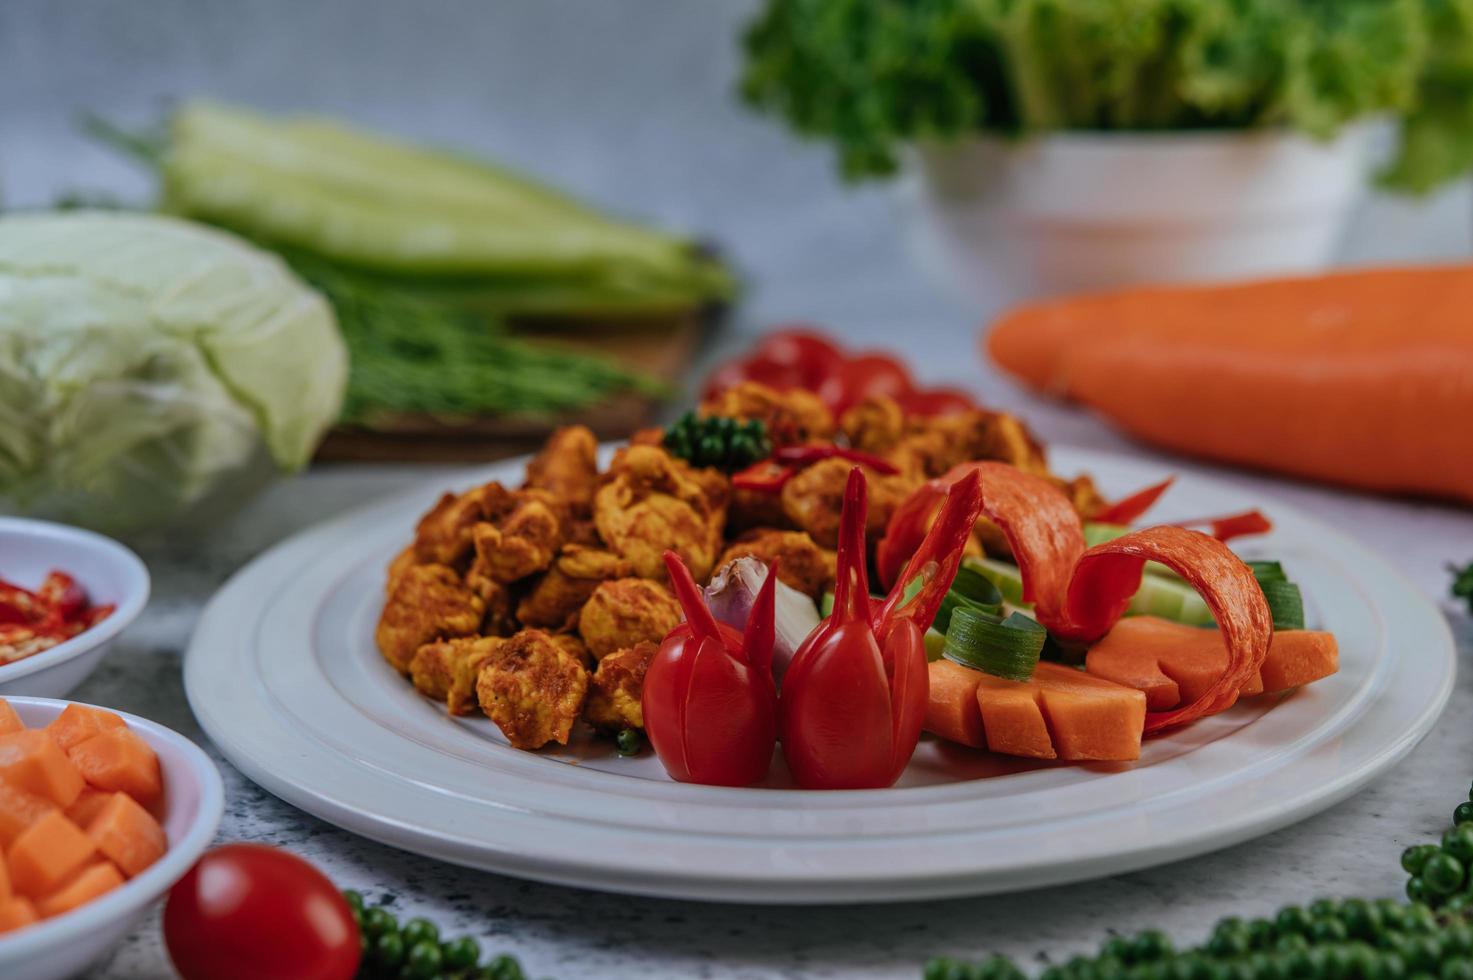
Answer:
[316, 314, 706, 463]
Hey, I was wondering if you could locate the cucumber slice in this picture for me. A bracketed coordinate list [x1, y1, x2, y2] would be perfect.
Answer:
[965, 556, 1215, 627]
[963, 557, 1029, 607]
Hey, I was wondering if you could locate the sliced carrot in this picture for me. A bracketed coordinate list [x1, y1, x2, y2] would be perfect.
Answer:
[85, 792, 166, 878]
[37, 860, 123, 919]
[0, 699, 22, 736]
[0, 897, 37, 934]
[67, 728, 162, 808]
[46, 704, 125, 753]
[0, 781, 55, 847]
[1259, 630, 1340, 694]
[926, 661, 1146, 761]
[1085, 616, 1339, 711]
[0, 730, 85, 808]
[6, 810, 96, 898]
[924, 660, 986, 748]
[0, 850, 9, 903]
[986, 264, 1473, 504]
[65, 787, 111, 828]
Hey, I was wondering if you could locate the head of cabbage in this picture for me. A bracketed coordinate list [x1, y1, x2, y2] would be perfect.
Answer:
[0, 211, 347, 535]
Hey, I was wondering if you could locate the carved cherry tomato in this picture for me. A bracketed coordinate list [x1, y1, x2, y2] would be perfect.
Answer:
[898, 387, 977, 417]
[817, 353, 914, 415]
[753, 327, 846, 390]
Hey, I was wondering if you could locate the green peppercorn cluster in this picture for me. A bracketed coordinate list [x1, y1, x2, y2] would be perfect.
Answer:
[927, 899, 1473, 980]
[663, 413, 771, 471]
[1403, 788, 1473, 908]
[345, 890, 543, 980]
[615, 728, 644, 757]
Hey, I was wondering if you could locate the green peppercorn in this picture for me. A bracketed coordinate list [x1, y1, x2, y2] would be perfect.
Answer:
[1278, 907, 1314, 936]
[401, 916, 439, 949]
[373, 930, 405, 970]
[1226, 962, 1256, 980]
[1406, 847, 1440, 875]
[1310, 899, 1342, 920]
[1164, 957, 1195, 980]
[1287, 945, 1327, 979]
[1449, 896, 1472, 914]
[1379, 952, 1410, 980]
[1409, 877, 1430, 904]
[362, 906, 396, 939]
[1277, 934, 1311, 954]
[1444, 960, 1473, 980]
[1310, 917, 1351, 943]
[1425, 854, 1467, 895]
[1247, 919, 1278, 950]
[1405, 904, 1440, 934]
[922, 960, 955, 980]
[1457, 803, 1473, 827]
[1449, 829, 1473, 865]
[1341, 899, 1382, 941]
[1206, 923, 1250, 959]
[1401, 936, 1444, 973]
[342, 889, 364, 913]
[1097, 959, 1127, 980]
[1447, 924, 1473, 956]
[1101, 937, 1132, 963]
[441, 935, 480, 970]
[616, 728, 643, 756]
[1324, 943, 1354, 980]
[1347, 942, 1379, 980]
[404, 939, 444, 979]
[1131, 931, 1174, 962]
[488, 954, 526, 980]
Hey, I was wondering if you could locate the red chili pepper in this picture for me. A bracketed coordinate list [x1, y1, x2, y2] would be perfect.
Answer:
[781, 468, 983, 789]
[1173, 509, 1274, 542]
[1092, 477, 1175, 526]
[772, 444, 900, 475]
[733, 444, 900, 494]
[36, 571, 86, 621]
[641, 551, 779, 787]
[0, 580, 43, 626]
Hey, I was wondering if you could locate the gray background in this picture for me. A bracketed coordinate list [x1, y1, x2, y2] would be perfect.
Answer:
[3, 3, 1472, 978]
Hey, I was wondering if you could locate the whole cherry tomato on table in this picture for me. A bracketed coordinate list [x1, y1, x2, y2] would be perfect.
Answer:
[164, 843, 360, 980]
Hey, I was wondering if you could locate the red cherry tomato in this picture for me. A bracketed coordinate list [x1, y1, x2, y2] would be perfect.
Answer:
[753, 327, 846, 389]
[164, 844, 360, 980]
[817, 353, 914, 415]
[898, 387, 977, 417]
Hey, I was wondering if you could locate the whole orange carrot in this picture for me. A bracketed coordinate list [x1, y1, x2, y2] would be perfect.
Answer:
[986, 263, 1473, 504]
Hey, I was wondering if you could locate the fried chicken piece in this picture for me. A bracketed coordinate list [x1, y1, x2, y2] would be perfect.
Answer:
[410, 483, 504, 567]
[375, 564, 484, 674]
[894, 410, 1050, 481]
[583, 641, 656, 732]
[700, 381, 834, 446]
[594, 445, 726, 580]
[841, 395, 906, 455]
[465, 485, 565, 585]
[578, 578, 683, 661]
[475, 630, 589, 749]
[408, 634, 505, 709]
[464, 573, 517, 636]
[386, 544, 419, 596]
[717, 529, 836, 600]
[780, 457, 919, 549]
[524, 425, 600, 517]
[1058, 473, 1108, 520]
[726, 485, 793, 534]
[550, 632, 594, 668]
[516, 546, 634, 630]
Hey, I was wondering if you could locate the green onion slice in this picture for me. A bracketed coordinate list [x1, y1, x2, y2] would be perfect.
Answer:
[942, 608, 1047, 682]
[1258, 578, 1305, 630]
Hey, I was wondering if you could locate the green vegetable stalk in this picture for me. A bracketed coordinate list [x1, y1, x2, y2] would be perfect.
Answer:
[742, 0, 1473, 192]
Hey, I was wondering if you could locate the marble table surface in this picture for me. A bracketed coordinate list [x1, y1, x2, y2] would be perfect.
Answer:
[77, 379, 1471, 980]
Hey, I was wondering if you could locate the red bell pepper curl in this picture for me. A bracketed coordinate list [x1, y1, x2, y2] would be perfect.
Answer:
[1092, 477, 1175, 525]
[642, 551, 779, 787]
[877, 462, 1087, 635]
[872, 470, 984, 633]
[1173, 509, 1274, 542]
[781, 468, 935, 789]
[1065, 526, 1273, 733]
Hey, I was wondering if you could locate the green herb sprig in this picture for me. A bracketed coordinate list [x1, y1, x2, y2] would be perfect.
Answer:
[663, 413, 771, 471]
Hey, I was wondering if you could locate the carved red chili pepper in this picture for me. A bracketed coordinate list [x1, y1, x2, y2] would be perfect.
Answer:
[1092, 477, 1175, 525]
[642, 551, 779, 787]
[1174, 509, 1273, 542]
[780, 467, 983, 789]
[731, 444, 899, 493]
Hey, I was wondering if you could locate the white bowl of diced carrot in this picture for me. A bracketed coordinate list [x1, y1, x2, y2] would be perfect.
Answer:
[0, 697, 223, 980]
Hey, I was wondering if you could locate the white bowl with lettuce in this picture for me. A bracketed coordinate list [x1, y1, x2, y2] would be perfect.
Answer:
[741, 0, 1473, 303]
[0, 211, 347, 536]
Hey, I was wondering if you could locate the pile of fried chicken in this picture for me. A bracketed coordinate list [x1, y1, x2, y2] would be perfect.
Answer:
[376, 381, 1106, 752]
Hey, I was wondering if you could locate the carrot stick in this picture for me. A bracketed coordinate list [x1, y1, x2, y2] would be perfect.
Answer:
[986, 264, 1473, 503]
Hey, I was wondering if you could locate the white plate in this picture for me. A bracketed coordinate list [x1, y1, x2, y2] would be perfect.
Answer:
[184, 447, 1455, 904]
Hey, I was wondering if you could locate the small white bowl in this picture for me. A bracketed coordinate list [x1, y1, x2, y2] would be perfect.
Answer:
[0, 697, 223, 980]
[0, 518, 150, 699]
